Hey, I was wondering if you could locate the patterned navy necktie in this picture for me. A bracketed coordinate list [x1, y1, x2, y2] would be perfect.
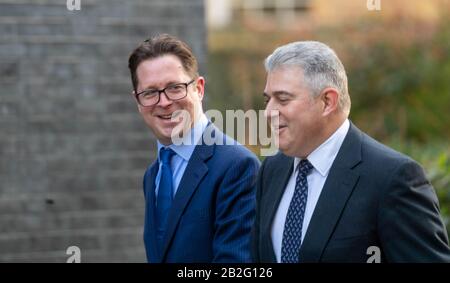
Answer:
[281, 159, 313, 263]
[155, 147, 175, 250]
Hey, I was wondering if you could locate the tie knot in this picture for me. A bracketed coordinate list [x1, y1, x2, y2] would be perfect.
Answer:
[297, 159, 313, 176]
[160, 147, 175, 164]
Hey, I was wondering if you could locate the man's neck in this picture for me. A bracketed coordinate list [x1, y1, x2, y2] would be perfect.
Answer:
[298, 115, 347, 159]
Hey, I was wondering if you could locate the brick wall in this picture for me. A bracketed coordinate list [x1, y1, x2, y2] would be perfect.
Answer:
[0, 0, 206, 262]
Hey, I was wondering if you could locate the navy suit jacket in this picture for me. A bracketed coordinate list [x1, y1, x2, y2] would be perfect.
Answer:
[143, 125, 260, 263]
[252, 122, 450, 262]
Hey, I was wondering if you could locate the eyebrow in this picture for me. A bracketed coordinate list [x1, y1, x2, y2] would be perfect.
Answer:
[264, 91, 295, 98]
[141, 80, 182, 91]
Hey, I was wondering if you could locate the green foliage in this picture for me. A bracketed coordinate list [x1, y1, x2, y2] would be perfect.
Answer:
[346, 17, 450, 142]
[206, 50, 266, 112]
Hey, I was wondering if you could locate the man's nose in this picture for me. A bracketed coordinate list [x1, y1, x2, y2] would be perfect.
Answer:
[264, 100, 276, 118]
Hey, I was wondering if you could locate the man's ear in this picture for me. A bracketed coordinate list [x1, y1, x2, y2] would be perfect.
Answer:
[320, 88, 340, 116]
[195, 76, 205, 101]
[131, 90, 142, 111]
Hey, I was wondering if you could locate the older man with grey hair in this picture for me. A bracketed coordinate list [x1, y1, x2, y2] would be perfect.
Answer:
[251, 41, 450, 263]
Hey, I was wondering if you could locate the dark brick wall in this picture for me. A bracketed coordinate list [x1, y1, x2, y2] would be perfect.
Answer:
[0, 0, 206, 262]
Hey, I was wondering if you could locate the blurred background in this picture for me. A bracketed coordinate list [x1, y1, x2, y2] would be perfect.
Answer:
[0, 0, 448, 262]
[206, 0, 450, 237]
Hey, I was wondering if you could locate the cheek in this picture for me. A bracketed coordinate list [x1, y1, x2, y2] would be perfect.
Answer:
[139, 107, 155, 120]
[286, 114, 306, 135]
[184, 97, 198, 112]
[139, 104, 153, 113]
[188, 93, 200, 106]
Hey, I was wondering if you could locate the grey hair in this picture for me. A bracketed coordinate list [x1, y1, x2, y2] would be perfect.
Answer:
[265, 41, 351, 115]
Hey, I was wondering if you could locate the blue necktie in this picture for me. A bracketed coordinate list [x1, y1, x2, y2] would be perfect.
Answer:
[281, 159, 313, 263]
[155, 147, 175, 250]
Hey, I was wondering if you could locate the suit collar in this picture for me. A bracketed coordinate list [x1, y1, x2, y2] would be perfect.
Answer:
[263, 153, 294, 263]
[143, 162, 160, 263]
[299, 122, 363, 262]
[159, 125, 217, 261]
[301, 119, 350, 177]
[330, 121, 362, 169]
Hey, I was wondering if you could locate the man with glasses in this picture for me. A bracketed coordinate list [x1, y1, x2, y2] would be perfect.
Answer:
[128, 34, 260, 263]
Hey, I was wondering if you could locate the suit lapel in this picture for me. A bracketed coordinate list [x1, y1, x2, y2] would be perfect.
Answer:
[263, 154, 294, 262]
[143, 162, 160, 263]
[159, 139, 214, 261]
[299, 123, 363, 262]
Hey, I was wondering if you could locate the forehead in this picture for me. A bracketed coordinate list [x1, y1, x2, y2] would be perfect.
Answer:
[136, 54, 190, 89]
[264, 66, 305, 92]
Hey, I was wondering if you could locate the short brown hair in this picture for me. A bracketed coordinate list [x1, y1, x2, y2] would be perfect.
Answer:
[128, 34, 199, 93]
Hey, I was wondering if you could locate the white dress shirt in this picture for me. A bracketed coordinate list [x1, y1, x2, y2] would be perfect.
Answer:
[271, 119, 350, 262]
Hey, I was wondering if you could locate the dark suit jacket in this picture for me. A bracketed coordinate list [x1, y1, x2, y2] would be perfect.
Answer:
[252, 122, 450, 262]
[143, 125, 260, 263]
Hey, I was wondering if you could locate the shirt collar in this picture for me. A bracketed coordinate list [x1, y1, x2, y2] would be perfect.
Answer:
[157, 113, 209, 162]
[294, 119, 350, 177]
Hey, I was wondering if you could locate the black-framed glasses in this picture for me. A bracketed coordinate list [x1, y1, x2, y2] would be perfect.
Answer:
[135, 79, 195, 107]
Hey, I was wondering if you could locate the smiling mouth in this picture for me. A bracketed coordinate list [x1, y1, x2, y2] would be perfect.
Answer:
[158, 114, 173, 120]
[272, 124, 287, 131]
[157, 111, 186, 123]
